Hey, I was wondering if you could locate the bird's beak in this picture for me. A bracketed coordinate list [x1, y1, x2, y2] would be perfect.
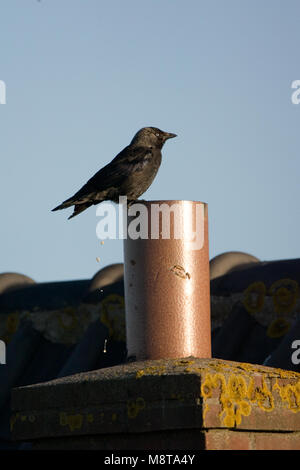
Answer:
[164, 132, 177, 140]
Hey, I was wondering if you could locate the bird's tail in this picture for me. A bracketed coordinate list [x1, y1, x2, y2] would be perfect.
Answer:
[68, 203, 93, 219]
[52, 199, 75, 212]
[52, 196, 93, 218]
[52, 188, 96, 212]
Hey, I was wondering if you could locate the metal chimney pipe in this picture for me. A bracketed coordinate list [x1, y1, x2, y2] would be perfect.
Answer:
[123, 200, 211, 361]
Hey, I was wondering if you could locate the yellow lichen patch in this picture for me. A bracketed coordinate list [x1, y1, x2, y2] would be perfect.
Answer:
[201, 375, 213, 399]
[243, 281, 266, 314]
[267, 317, 291, 338]
[184, 358, 300, 381]
[135, 365, 166, 379]
[86, 413, 94, 423]
[247, 377, 274, 412]
[201, 371, 276, 427]
[10, 413, 19, 431]
[185, 361, 232, 377]
[184, 366, 197, 374]
[209, 360, 232, 371]
[269, 279, 298, 314]
[222, 398, 235, 428]
[228, 374, 247, 401]
[201, 373, 242, 427]
[239, 400, 251, 416]
[230, 361, 299, 380]
[127, 397, 146, 419]
[136, 369, 145, 379]
[99, 294, 125, 342]
[174, 359, 195, 367]
[218, 374, 253, 427]
[234, 400, 251, 426]
[273, 379, 300, 413]
[203, 403, 210, 420]
[59, 412, 83, 431]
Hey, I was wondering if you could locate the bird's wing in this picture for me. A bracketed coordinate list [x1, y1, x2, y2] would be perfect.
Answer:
[57, 146, 153, 207]
[94, 145, 153, 182]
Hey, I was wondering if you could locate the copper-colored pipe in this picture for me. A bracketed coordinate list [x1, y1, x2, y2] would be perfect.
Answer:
[123, 200, 211, 361]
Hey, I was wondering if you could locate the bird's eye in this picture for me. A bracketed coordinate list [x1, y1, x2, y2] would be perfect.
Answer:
[156, 133, 160, 137]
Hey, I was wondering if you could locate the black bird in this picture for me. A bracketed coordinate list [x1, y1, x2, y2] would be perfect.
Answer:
[52, 127, 177, 219]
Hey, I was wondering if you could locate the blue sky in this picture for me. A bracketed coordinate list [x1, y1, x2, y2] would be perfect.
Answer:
[0, 0, 299, 282]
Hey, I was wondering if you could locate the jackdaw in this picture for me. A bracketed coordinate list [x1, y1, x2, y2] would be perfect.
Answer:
[52, 126, 177, 219]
